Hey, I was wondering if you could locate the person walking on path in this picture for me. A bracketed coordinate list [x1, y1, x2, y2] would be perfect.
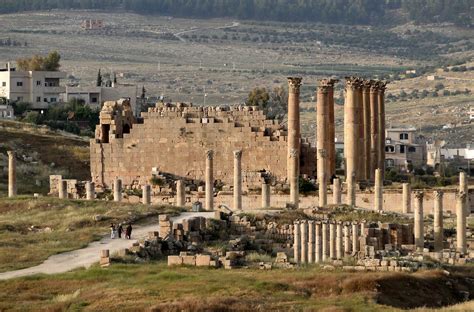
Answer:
[117, 224, 123, 238]
[110, 223, 116, 239]
[126, 224, 132, 239]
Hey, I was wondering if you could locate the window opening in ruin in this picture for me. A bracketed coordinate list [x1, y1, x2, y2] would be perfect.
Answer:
[101, 124, 110, 143]
[123, 124, 131, 134]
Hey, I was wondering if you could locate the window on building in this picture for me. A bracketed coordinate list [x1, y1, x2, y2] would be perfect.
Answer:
[17, 96, 23, 101]
[1, 82, 5, 87]
[50, 97, 57, 103]
[385, 145, 395, 153]
[16, 81, 23, 87]
[91, 97, 98, 103]
[408, 146, 416, 153]
[36, 80, 41, 86]
[399, 133, 408, 140]
[386, 159, 395, 168]
[44, 98, 48, 102]
[36, 97, 41, 102]
[400, 145, 406, 153]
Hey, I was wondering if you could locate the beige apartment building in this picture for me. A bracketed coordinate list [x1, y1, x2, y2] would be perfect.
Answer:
[385, 127, 426, 171]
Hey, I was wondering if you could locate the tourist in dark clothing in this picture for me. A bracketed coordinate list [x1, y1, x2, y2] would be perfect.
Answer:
[126, 224, 132, 239]
[117, 224, 123, 238]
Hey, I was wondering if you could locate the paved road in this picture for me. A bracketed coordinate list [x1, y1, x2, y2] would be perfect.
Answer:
[0, 212, 214, 280]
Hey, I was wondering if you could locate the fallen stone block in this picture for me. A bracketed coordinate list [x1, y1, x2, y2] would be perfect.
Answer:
[168, 255, 183, 266]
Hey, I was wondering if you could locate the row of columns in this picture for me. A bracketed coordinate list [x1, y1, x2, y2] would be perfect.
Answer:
[294, 220, 364, 264]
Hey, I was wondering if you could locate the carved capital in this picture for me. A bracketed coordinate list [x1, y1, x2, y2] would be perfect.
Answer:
[287, 77, 302, 94]
[206, 149, 214, 160]
[345, 76, 361, 91]
[7, 150, 14, 157]
[233, 149, 242, 159]
[362, 80, 373, 92]
[433, 190, 444, 199]
[414, 191, 424, 200]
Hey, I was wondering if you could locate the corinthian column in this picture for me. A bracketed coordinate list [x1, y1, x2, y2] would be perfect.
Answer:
[369, 83, 379, 181]
[344, 77, 359, 181]
[414, 191, 424, 251]
[327, 79, 339, 176]
[361, 81, 372, 180]
[288, 77, 302, 208]
[7, 151, 16, 197]
[356, 81, 364, 181]
[317, 80, 329, 207]
[433, 190, 444, 252]
[377, 82, 388, 180]
[205, 150, 214, 211]
[233, 150, 242, 211]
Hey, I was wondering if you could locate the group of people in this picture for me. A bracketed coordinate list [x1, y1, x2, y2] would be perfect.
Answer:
[110, 223, 132, 239]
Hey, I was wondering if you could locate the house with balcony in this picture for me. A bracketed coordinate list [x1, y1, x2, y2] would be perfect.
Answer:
[0, 63, 66, 110]
[385, 127, 427, 171]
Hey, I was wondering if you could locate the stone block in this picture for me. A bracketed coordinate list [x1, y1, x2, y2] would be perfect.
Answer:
[196, 255, 212, 267]
[182, 255, 196, 266]
[100, 257, 110, 267]
[168, 256, 183, 266]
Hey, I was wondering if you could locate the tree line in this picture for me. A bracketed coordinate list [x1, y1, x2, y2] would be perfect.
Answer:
[0, 0, 471, 26]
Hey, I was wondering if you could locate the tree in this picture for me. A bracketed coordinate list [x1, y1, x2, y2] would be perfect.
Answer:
[16, 51, 61, 71]
[245, 85, 287, 120]
[96, 69, 102, 87]
[43, 51, 61, 71]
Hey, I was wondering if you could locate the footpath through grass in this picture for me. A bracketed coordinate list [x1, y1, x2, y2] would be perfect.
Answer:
[0, 197, 183, 272]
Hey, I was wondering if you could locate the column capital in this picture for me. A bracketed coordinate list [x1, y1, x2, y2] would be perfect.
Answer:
[233, 149, 242, 159]
[206, 149, 214, 160]
[414, 191, 424, 200]
[362, 80, 373, 92]
[7, 150, 14, 157]
[287, 77, 302, 94]
[344, 76, 362, 90]
[317, 79, 338, 92]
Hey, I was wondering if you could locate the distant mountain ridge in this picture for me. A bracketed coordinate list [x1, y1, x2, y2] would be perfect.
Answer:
[0, 0, 472, 27]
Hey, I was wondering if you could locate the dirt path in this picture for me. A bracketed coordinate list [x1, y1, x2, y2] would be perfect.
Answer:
[0, 212, 214, 280]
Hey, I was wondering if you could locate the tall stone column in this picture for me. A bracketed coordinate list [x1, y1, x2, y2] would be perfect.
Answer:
[336, 222, 343, 260]
[142, 184, 151, 205]
[333, 177, 341, 205]
[414, 191, 424, 250]
[459, 172, 469, 215]
[377, 82, 387, 180]
[329, 221, 336, 260]
[261, 182, 270, 208]
[233, 150, 243, 211]
[205, 150, 214, 211]
[287, 77, 302, 209]
[318, 149, 327, 207]
[86, 181, 95, 200]
[356, 81, 365, 181]
[344, 77, 360, 181]
[300, 220, 308, 264]
[433, 190, 444, 252]
[352, 222, 359, 253]
[113, 178, 122, 202]
[369, 83, 379, 181]
[343, 223, 351, 256]
[293, 221, 301, 263]
[374, 168, 383, 211]
[7, 151, 16, 197]
[456, 191, 467, 254]
[176, 180, 185, 207]
[58, 180, 67, 199]
[362, 81, 372, 180]
[322, 221, 328, 262]
[315, 221, 322, 263]
[308, 221, 315, 263]
[360, 220, 367, 238]
[327, 79, 338, 176]
[346, 172, 356, 207]
[402, 183, 411, 213]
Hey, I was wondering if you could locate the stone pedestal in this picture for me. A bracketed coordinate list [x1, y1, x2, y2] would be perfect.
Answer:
[176, 180, 185, 207]
[308, 221, 315, 263]
[344, 77, 360, 181]
[346, 173, 356, 206]
[402, 183, 411, 213]
[333, 178, 341, 205]
[261, 183, 270, 208]
[369, 84, 379, 181]
[329, 222, 336, 260]
[142, 184, 151, 205]
[456, 192, 467, 254]
[343, 223, 351, 256]
[414, 191, 424, 250]
[58, 180, 67, 199]
[322, 221, 328, 262]
[293, 221, 301, 263]
[113, 178, 122, 202]
[233, 150, 243, 211]
[287, 77, 302, 209]
[433, 190, 444, 252]
[315, 221, 322, 263]
[352, 222, 359, 253]
[7, 151, 16, 197]
[374, 168, 383, 211]
[205, 150, 214, 211]
[300, 221, 308, 264]
[86, 181, 95, 200]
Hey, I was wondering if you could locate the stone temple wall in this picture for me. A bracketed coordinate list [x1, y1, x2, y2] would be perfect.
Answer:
[90, 102, 316, 189]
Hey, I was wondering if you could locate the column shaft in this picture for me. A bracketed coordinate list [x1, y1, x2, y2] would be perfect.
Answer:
[456, 192, 467, 254]
[362, 82, 371, 180]
[261, 183, 270, 208]
[414, 192, 424, 250]
[308, 221, 315, 263]
[233, 150, 242, 210]
[375, 168, 383, 211]
[315, 222, 322, 263]
[344, 224, 351, 256]
[346, 173, 356, 206]
[287, 78, 302, 210]
[402, 183, 411, 213]
[205, 150, 214, 211]
[86, 181, 95, 200]
[344, 78, 359, 180]
[317, 80, 329, 207]
[369, 85, 379, 181]
[293, 222, 301, 263]
[7, 151, 16, 197]
[58, 180, 67, 199]
[377, 83, 387, 180]
[433, 191, 444, 252]
[352, 222, 359, 253]
[328, 83, 337, 176]
[329, 222, 336, 260]
[356, 84, 364, 181]
[142, 184, 151, 205]
[333, 178, 341, 205]
[322, 222, 328, 262]
[177, 180, 185, 206]
[113, 178, 122, 202]
[300, 221, 308, 264]
[459, 172, 469, 215]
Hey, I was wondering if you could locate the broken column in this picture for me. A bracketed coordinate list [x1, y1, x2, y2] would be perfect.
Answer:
[329, 221, 336, 260]
[318, 149, 327, 207]
[113, 178, 122, 202]
[86, 181, 95, 200]
[300, 220, 308, 264]
[456, 191, 467, 254]
[142, 184, 151, 205]
[433, 190, 444, 252]
[7, 151, 16, 197]
[333, 177, 341, 205]
[322, 221, 328, 262]
[315, 221, 322, 263]
[344, 77, 360, 182]
[233, 150, 243, 211]
[369, 83, 379, 181]
[287, 77, 302, 209]
[293, 221, 301, 264]
[377, 82, 387, 180]
[374, 168, 383, 211]
[344, 223, 351, 256]
[352, 221, 359, 253]
[205, 150, 214, 211]
[58, 180, 67, 199]
[414, 191, 424, 251]
[261, 182, 270, 208]
[361, 81, 372, 180]
[346, 172, 356, 206]
[308, 220, 315, 263]
[402, 183, 411, 213]
[176, 180, 185, 207]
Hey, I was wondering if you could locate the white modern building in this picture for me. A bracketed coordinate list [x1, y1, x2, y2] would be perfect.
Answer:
[62, 85, 138, 112]
[0, 63, 66, 110]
